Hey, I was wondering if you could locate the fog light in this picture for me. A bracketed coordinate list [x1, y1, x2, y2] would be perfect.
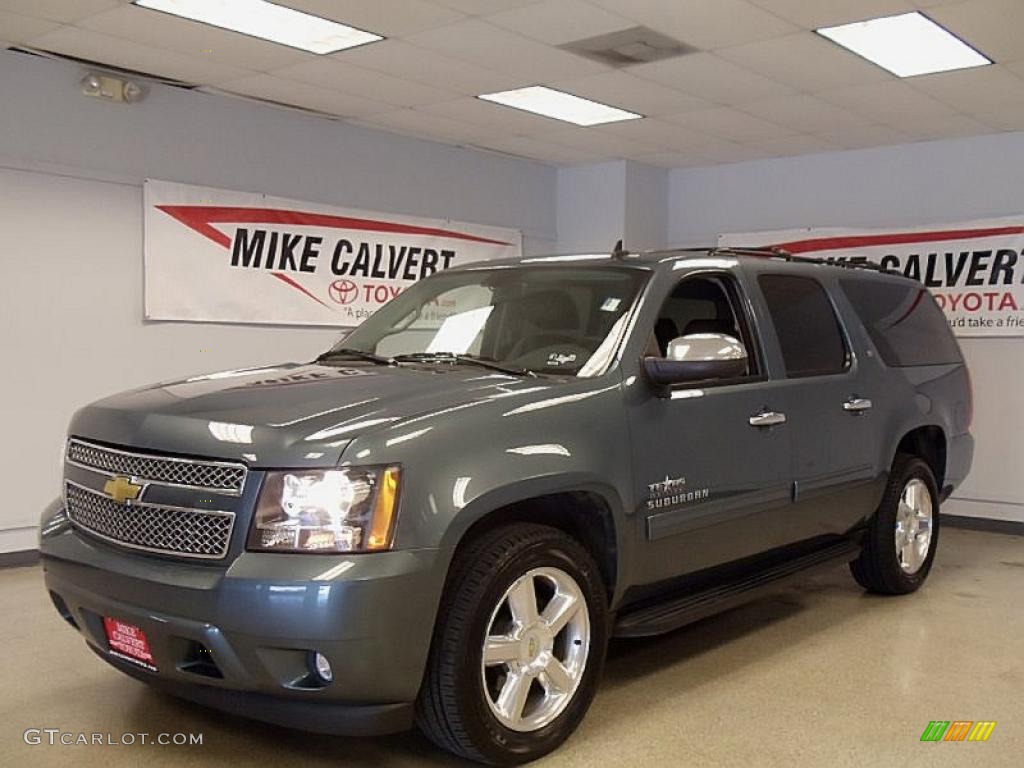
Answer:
[311, 652, 333, 683]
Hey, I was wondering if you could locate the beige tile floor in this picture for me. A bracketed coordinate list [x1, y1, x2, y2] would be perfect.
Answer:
[1, 527, 1020, 767]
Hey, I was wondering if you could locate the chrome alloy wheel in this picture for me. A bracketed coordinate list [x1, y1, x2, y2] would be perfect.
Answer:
[895, 478, 933, 574]
[480, 566, 591, 733]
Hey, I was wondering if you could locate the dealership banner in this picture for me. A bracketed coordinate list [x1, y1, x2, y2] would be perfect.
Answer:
[720, 216, 1024, 337]
[143, 179, 522, 326]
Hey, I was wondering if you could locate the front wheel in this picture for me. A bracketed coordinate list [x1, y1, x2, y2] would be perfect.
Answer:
[850, 455, 940, 594]
[416, 523, 608, 765]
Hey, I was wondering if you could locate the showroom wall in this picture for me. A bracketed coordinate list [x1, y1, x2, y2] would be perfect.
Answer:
[0, 49, 557, 553]
[556, 159, 668, 253]
[667, 136, 1024, 523]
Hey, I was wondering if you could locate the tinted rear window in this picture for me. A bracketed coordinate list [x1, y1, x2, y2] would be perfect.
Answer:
[758, 275, 849, 378]
[840, 279, 962, 367]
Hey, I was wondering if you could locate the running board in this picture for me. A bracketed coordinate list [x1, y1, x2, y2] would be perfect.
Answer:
[613, 541, 860, 638]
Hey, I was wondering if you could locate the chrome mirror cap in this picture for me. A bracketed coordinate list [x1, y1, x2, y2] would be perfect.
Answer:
[665, 333, 747, 364]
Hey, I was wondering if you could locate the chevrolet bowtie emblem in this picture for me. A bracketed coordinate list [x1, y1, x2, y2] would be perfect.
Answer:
[103, 476, 143, 504]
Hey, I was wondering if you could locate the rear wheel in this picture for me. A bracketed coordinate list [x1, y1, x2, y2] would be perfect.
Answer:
[417, 523, 608, 765]
[850, 455, 939, 594]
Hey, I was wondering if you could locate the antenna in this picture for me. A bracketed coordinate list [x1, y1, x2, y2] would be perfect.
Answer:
[611, 239, 630, 260]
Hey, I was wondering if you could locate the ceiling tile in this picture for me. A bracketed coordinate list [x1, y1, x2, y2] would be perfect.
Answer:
[0, 0, 120, 24]
[588, 0, 797, 49]
[431, 0, 540, 14]
[975, 102, 1024, 131]
[405, 18, 607, 80]
[817, 80, 956, 125]
[550, 71, 712, 116]
[736, 133, 840, 156]
[352, 108, 493, 143]
[417, 96, 569, 134]
[719, 32, 894, 92]
[271, 58, 459, 107]
[661, 107, 797, 142]
[928, 0, 1024, 62]
[739, 94, 873, 132]
[814, 123, 912, 149]
[627, 150, 721, 168]
[747, 0, 914, 29]
[0, 10, 61, 43]
[533, 125, 660, 157]
[594, 117, 739, 153]
[631, 52, 795, 105]
[908, 113, 996, 140]
[470, 134, 608, 164]
[334, 39, 523, 95]
[284, 0, 466, 37]
[26, 25, 253, 85]
[485, 0, 634, 46]
[77, 5, 313, 72]
[216, 74, 396, 117]
[698, 143, 782, 163]
[913, 63, 1024, 112]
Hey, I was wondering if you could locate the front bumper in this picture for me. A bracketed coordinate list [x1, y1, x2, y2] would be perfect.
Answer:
[40, 501, 451, 736]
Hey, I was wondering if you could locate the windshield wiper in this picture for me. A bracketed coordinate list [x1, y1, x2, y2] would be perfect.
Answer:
[393, 352, 537, 378]
[315, 348, 396, 366]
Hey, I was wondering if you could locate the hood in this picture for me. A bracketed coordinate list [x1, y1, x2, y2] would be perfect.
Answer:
[68, 361, 552, 466]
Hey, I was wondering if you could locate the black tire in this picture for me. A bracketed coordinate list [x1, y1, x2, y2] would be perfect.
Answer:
[850, 454, 940, 594]
[416, 523, 608, 765]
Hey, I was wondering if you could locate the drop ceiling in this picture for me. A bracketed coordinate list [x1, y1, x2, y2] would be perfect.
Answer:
[1, 0, 1021, 168]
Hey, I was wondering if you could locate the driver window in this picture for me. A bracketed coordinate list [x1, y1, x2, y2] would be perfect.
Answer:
[647, 275, 758, 378]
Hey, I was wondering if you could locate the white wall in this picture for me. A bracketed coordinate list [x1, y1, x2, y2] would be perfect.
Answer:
[668, 136, 1024, 523]
[0, 49, 557, 553]
[556, 160, 667, 253]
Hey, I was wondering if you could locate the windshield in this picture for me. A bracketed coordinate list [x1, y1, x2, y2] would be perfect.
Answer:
[328, 266, 649, 376]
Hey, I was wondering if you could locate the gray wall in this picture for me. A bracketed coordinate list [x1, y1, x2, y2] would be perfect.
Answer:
[667, 137, 1024, 523]
[556, 159, 667, 253]
[0, 49, 556, 552]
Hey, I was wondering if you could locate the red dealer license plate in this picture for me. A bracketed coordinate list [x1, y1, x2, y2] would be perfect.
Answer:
[103, 617, 157, 671]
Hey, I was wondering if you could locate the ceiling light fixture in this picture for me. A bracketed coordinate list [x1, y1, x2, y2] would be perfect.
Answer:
[132, 0, 383, 55]
[816, 12, 990, 78]
[478, 86, 643, 126]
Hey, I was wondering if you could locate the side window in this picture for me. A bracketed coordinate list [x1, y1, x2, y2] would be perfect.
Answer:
[759, 275, 849, 378]
[840, 278, 962, 367]
[648, 274, 760, 378]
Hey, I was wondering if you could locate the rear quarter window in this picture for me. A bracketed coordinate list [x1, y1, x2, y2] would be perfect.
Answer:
[840, 279, 962, 367]
[758, 274, 849, 378]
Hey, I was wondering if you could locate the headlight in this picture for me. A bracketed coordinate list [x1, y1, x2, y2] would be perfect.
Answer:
[248, 466, 400, 553]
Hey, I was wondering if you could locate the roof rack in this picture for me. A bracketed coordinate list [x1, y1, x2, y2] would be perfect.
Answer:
[708, 246, 900, 275]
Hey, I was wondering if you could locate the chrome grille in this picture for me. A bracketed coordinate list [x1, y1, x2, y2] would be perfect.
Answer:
[65, 482, 234, 560]
[67, 439, 247, 495]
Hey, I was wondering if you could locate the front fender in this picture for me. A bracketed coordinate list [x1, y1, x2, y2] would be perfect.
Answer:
[339, 377, 638, 593]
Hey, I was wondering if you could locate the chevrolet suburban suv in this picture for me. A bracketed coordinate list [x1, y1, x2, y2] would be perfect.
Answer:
[40, 247, 973, 764]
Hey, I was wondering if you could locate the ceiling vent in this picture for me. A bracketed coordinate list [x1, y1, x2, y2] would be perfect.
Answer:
[560, 27, 697, 68]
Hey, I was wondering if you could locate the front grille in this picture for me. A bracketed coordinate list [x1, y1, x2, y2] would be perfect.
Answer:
[67, 439, 247, 495]
[65, 482, 235, 560]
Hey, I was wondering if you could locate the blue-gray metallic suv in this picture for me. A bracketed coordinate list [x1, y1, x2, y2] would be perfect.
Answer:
[40, 247, 973, 764]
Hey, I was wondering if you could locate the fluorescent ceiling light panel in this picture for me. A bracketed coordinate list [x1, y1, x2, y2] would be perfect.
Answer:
[478, 86, 642, 126]
[133, 0, 382, 55]
[816, 12, 990, 78]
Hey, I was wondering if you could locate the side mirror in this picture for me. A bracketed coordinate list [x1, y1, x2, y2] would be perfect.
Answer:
[644, 333, 748, 387]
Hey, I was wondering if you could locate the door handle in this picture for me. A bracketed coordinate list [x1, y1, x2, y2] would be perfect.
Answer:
[843, 397, 873, 413]
[749, 410, 787, 428]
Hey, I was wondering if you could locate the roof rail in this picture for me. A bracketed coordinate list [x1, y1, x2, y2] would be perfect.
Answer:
[708, 246, 900, 275]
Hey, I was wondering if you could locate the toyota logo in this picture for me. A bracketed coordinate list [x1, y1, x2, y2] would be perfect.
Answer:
[329, 279, 359, 305]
